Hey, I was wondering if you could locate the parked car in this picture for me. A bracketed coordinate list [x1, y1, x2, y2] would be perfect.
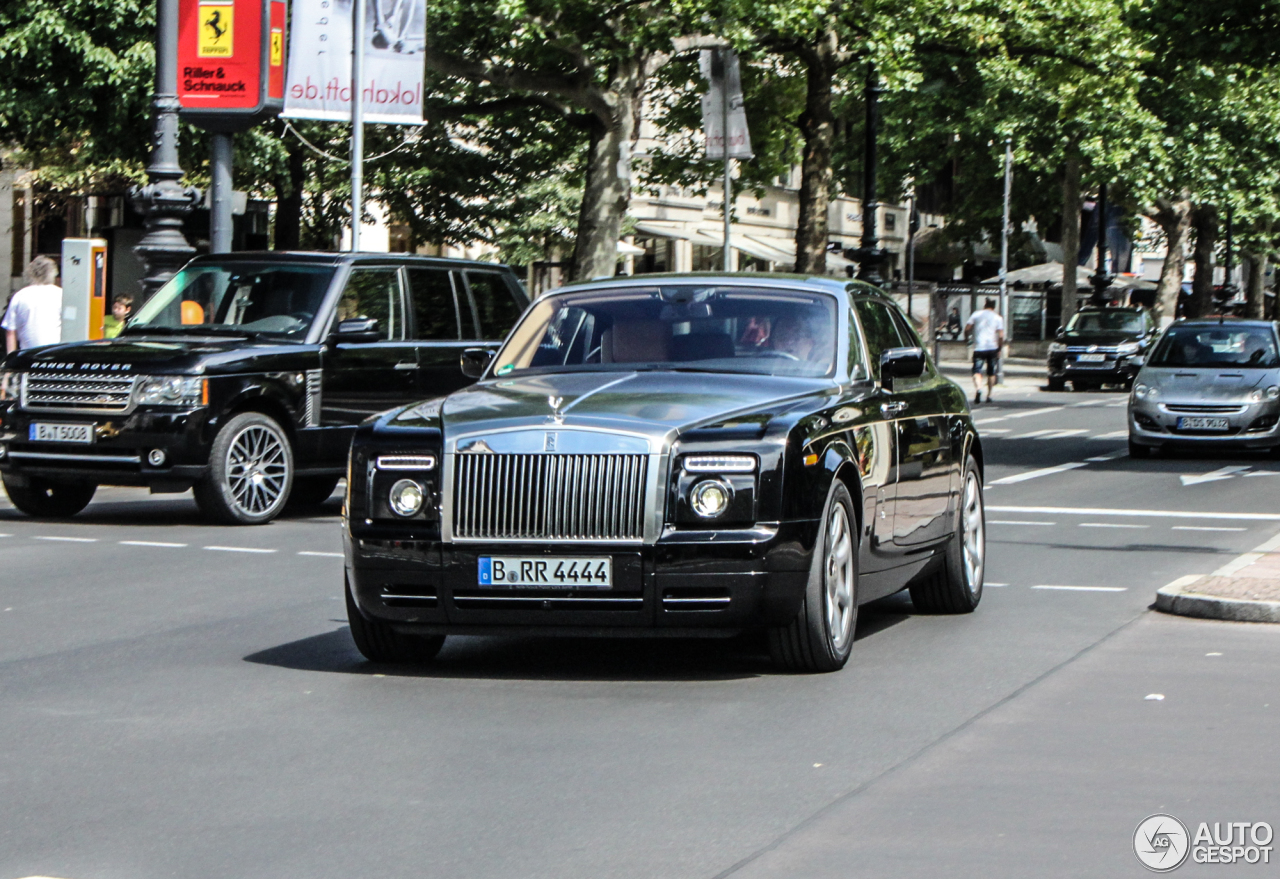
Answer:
[1128, 318, 1280, 457]
[0, 252, 528, 524]
[1047, 305, 1158, 391]
[343, 274, 986, 672]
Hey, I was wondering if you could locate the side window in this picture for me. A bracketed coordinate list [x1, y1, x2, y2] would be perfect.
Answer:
[847, 307, 870, 380]
[465, 271, 525, 340]
[854, 300, 906, 380]
[889, 308, 925, 349]
[407, 268, 461, 340]
[336, 268, 404, 340]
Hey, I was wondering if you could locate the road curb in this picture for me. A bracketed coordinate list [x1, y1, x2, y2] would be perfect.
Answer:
[1155, 576, 1280, 624]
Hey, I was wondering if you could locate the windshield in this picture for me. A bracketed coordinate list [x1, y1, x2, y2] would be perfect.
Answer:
[1067, 311, 1145, 334]
[128, 263, 336, 340]
[1149, 325, 1280, 368]
[492, 286, 838, 378]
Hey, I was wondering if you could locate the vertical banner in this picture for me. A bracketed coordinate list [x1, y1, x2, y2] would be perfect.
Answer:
[700, 48, 753, 160]
[283, 0, 425, 124]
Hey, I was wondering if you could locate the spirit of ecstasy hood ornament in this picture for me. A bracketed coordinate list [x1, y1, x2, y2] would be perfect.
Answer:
[547, 395, 565, 424]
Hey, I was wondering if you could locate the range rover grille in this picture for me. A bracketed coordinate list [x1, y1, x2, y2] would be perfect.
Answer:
[453, 453, 648, 542]
[22, 373, 136, 412]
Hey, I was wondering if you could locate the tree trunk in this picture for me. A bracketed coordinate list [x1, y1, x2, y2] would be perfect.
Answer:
[1059, 156, 1082, 328]
[569, 63, 641, 282]
[1189, 203, 1219, 317]
[1245, 252, 1267, 319]
[1148, 194, 1192, 325]
[273, 140, 306, 251]
[793, 33, 838, 275]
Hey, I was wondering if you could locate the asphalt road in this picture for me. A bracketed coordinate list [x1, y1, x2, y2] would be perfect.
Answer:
[2, 382, 1278, 879]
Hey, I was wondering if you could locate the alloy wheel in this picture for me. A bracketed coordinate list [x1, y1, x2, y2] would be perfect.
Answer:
[225, 424, 289, 516]
[961, 470, 985, 595]
[825, 502, 856, 652]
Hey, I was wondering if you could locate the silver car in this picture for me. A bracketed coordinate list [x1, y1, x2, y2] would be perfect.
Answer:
[1129, 319, 1280, 457]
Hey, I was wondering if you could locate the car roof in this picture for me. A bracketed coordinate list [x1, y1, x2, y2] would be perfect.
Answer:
[1172, 318, 1277, 329]
[1077, 304, 1144, 312]
[552, 272, 894, 304]
[186, 251, 511, 270]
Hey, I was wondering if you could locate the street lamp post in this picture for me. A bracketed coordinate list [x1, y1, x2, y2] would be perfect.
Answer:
[1088, 182, 1111, 306]
[130, 0, 200, 301]
[847, 63, 888, 288]
[1220, 205, 1237, 307]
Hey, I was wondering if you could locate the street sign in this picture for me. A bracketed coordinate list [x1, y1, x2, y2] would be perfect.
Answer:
[178, 0, 287, 130]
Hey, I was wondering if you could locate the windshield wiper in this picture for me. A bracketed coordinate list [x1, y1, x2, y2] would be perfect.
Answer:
[121, 325, 258, 339]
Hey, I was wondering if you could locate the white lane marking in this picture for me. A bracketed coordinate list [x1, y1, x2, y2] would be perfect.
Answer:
[1243, 470, 1280, 478]
[120, 540, 188, 548]
[1031, 428, 1090, 440]
[1032, 584, 1128, 592]
[1008, 428, 1060, 439]
[1172, 525, 1247, 532]
[33, 535, 97, 543]
[981, 428, 1012, 434]
[1089, 430, 1130, 439]
[0, 533, 11, 537]
[973, 417, 1007, 425]
[1145, 693, 1165, 701]
[203, 545, 277, 554]
[988, 461, 1089, 485]
[985, 582, 1009, 587]
[1085, 455, 1116, 462]
[1181, 465, 1252, 486]
[1106, 401, 1127, 407]
[1069, 400, 1106, 407]
[1006, 406, 1066, 419]
[988, 505, 1280, 522]
[1079, 522, 1149, 529]
[1206, 652, 1223, 656]
[298, 551, 343, 558]
[990, 520, 1055, 526]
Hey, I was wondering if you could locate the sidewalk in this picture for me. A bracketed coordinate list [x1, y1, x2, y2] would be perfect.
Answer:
[1158, 532, 1280, 622]
[938, 356, 1046, 392]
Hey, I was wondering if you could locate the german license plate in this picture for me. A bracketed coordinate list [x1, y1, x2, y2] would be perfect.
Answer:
[30, 422, 93, 443]
[1077, 353, 1106, 363]
[1177, 416, 1230, 431]
[478, 556, 612, 589]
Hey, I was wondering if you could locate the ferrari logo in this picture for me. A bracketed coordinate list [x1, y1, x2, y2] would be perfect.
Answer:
[198, 0, 234, 58]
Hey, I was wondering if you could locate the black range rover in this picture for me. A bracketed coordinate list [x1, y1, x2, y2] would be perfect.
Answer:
[1046, 305, 1158, 391]
[0, 252, 527, 524]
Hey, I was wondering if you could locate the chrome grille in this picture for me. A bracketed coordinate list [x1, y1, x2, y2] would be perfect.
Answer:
[1066, 345, 1120, 353]
[453, 453, 648, 542]
[22, 372, 136, 412]
[1163, 404, 1247, 414]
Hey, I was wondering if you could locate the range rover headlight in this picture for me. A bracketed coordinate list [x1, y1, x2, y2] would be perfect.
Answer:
[690, 478, 732, 519]
[1116, 342, 1141, 356]
[388, 478, 425, 517]
[134, 375, 206, 407]
[0, 370, 19, 401]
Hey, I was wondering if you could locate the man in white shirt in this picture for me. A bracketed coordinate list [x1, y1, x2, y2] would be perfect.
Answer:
[964, 298, 1005, 404]
[3, 256, 63, 353]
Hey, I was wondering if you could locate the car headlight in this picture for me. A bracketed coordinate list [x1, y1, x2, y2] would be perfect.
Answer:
[1048, 342, 1066, 354]
[0, 370, 20, 402]
[134, 375, 206, 407]
[1267, 386, 1280, 401]
[683, 454, 757, 473]
[388, 478, 425, 517]
[689, 479, 732, 518]
[1248, 386, 1280, 403]
[1133, 383, 1158, 400]
[1116, 342, 1141, 356]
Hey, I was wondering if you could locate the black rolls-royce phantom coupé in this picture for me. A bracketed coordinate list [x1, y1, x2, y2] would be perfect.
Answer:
[344, 274, 985, 672]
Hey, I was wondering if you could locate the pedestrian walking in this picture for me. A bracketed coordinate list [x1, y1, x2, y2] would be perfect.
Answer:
[964, 297, 1005, 404]
[3, 256, 62, 354]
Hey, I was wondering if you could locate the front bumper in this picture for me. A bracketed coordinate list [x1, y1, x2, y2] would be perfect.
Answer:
[1128, 399, 1280, 448]
[345, 520, 819, 637]
[0, 403, 212, 487]
[1048, 353, 1140, 383]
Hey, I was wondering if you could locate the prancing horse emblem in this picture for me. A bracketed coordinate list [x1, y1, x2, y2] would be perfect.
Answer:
[547, 395, 565, 424]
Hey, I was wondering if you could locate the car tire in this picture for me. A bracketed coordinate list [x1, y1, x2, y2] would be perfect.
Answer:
[1072, 380, 1095, 392]
[288, 475, 341, 508]
[910, 455, 984, 614]
[1, 475, 96, 518]
[768, 480, 858, 673]
[346, 577, 445, 663]
[193, 411, 294, 525]
[1128, 437, 1151, 458]
[1047, 376, 1065, 391]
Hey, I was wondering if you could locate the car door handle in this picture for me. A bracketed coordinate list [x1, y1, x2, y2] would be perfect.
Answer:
[394, 362, 417, 370]
[880, 401, 908, 417]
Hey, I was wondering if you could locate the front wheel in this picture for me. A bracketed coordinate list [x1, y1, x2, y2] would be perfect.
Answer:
[346, 577, 445, 663]
[194, 411, 294, 525]
[1047, 376, 1065, 392]
[768, 480, 858, 673]
[2, 474, 96, 518]
[910, 455, 984, 614]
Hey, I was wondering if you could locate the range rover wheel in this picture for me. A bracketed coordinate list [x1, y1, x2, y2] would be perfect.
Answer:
[1047, 376, 1065, 391]
[2, 475, 96, 518]
[194, 412, 294, 525]
[910, 455, 984, 614]
[287, 475, 341, 508]
[768, 480, 858, 673]
[346, 577, 445, 663]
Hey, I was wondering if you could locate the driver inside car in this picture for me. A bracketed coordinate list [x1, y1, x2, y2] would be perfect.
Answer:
[769, 313, 827, 362]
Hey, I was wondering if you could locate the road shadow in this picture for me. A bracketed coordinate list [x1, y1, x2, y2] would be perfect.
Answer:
[244, 593, 912, 681]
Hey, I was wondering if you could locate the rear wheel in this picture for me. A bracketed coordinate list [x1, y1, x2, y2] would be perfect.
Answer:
[288, 475, 341, 508]
[1128, 437, 1151, 458]
[194, 412, 293, 525]
[910, 456, 984, 614]
[1, 475, 96, 518]
[768, 481, 858, 673]
[346, 577, 445, 663]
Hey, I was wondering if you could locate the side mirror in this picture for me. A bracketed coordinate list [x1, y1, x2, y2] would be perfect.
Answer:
[328, 317, 380, 344]
[460, 347, 495, 379]
[880, 346, 926, 391]
[1055, 329, 1066, 341]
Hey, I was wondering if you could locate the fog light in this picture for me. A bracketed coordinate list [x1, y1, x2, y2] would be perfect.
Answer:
[690, 479, 731, 519]
[388, 478, 425, 517]
[147, 448, 167, 467]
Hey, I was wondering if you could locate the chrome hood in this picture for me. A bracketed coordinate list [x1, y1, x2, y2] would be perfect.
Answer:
[1141, 367, 1277, 403]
